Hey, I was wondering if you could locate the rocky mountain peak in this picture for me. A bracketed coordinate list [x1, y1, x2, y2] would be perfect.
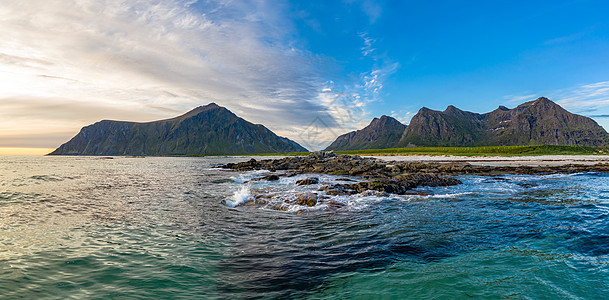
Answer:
[50, 104, 307, 156]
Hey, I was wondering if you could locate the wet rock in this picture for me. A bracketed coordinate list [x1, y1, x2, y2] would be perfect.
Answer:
[296, 177, 319, 185]
[385, 164, 401, 174]
[318, 184, 358, 196]
[295, 192, 318, 206]
[270, 204, 289, 211]
[218, 151, 609, 197]
[263, 174, 280, 181]
[393, 173, 461, 187]
[360, 190, 389, 197]
[354, 179, 411, 195]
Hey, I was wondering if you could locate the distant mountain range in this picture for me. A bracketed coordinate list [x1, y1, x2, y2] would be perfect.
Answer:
[50, 103, 307, 156]
[326, 97, 608, 150]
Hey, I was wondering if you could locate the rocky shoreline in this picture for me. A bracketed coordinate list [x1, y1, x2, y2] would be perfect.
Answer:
[219, 152, 609, 209]
[218, 151, 609, 211]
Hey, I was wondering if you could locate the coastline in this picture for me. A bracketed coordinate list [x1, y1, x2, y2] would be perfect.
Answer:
[364, 154, 609, 166]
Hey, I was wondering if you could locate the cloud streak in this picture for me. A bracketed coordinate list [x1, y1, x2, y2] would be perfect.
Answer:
[0, 0, 400, 150]
[0, 0, 337, 148]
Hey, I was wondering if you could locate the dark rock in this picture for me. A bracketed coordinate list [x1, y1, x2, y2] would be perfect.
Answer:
[295, 192, 318, 206]
[318, 184, 358, 196]
[262, 174, 280, 181]
[296, 177, 319, 185]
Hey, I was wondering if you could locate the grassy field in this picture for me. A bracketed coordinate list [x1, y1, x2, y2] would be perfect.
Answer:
[252, 145, 609, 157]
[336, 145, 608, 156]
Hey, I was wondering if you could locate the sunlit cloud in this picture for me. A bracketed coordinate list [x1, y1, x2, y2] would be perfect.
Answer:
[0, 0, 400, 150]
[0, 0, 333, 148]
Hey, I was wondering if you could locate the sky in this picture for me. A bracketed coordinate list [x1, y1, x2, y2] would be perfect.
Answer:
[1, 0, 609, 152]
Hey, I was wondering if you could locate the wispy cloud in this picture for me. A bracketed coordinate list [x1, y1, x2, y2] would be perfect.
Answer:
[501, 81, 609, 130]
[0, 0, 335, 148]
[390, 110, 415, 125]
[552, 81, 609, 112]
[297, 31, 399, 150]
[502, 93, 539, 105]
[359, 32, 376, 57]
[0, 0, 401, 150]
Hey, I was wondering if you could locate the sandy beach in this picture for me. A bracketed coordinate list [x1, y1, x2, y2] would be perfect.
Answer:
[364, 155, 609, 166]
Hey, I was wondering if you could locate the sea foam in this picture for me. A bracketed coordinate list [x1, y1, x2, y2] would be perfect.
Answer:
[226, 185, 252, 207]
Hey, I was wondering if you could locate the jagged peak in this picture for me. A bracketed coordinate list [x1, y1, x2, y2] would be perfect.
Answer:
[418, 107, 434, 113]
[519, 96, 558, 108]
[444, 105, 463, 113]
[534, 97, 552, 103]
[367, 115, 404, 128]
[498, 105, 509, 111]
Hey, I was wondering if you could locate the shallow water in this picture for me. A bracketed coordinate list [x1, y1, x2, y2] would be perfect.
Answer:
[1, 156, 608, 299]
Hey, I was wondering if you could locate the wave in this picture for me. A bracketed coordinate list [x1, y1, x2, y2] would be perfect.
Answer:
[226, 185, 252, 208]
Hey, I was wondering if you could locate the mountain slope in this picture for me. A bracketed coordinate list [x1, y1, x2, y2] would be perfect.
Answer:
[50, 103, 307, 156]
[481, 97, 609, 146]
[324, 115, 407, 150]
[398, 105, 486, 147]
[325, 97, 608, 149]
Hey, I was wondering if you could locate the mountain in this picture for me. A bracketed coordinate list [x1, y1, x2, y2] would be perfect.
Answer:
[397, 105, 485, 147]
[324, 115, 407, 151]
[326, 97, 608, 149]
[49, 103, 307, 156]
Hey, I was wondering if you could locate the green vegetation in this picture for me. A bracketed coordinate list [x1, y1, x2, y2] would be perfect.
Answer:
[242, 145, 609, 157]
[334, 145, 608, 156]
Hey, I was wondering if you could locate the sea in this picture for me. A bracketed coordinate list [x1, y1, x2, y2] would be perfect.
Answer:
[1, 155, 608, 299]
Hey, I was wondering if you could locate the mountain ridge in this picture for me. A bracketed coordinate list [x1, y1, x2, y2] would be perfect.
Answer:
[50, 103, 307, 156]
[326, 97, 608, 150]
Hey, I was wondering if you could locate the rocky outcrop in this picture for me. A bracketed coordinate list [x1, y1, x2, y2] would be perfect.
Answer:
[221, 151, 609, 193]
[221, 152, 609, 210]
[50, 103, 307, 156]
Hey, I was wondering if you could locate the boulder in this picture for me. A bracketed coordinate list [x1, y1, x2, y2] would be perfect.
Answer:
[295, 192, 318, 206]
[296, 177, 319, 185]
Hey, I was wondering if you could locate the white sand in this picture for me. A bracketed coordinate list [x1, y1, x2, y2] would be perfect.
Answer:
[363, 155, 609, 166]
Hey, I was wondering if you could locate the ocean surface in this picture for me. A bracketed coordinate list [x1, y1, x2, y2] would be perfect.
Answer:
[1, 156, 608, 299]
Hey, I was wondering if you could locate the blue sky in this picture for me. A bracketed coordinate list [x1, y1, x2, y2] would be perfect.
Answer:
[1, 0, 609, 150]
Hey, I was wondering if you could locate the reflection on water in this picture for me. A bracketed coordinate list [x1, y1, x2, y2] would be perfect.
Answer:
[0, 156, 608, 299]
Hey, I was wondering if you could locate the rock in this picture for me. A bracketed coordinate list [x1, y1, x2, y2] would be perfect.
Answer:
[318, 184, 358, 196]
[295, 192, 318, 206]
[393, 173, 461, 187]
[385, 164, 401, 173]
[263, 174, 280, 181]
[310, 151, 336, 160]
[296, 177, 319, 185]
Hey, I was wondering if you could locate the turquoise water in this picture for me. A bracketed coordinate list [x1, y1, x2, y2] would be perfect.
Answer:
[1, 156, 608, 299]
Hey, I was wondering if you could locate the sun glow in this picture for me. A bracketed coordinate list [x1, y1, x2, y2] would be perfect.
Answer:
[0, 148, 54, 156]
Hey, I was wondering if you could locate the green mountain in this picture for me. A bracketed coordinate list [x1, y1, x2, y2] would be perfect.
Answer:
[49, 103, 307, 156]
[324, 115, 406, 151]
[326, 97, 608, 150]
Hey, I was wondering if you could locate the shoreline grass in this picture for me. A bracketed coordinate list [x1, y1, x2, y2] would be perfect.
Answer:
[248, 145, 609, 157]
[334, 145, 608, 157]
[54, 145, 608, 157]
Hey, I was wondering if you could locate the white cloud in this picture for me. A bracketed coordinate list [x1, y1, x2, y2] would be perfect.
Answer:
[551, 81, 609, 111]
[0, 0, 401, 151]
[0, 0, 334, 148]
[502, 93, 539, 105]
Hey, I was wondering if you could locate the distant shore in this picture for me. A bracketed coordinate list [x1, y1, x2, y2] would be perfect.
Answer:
[365, 154, 609, 166]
